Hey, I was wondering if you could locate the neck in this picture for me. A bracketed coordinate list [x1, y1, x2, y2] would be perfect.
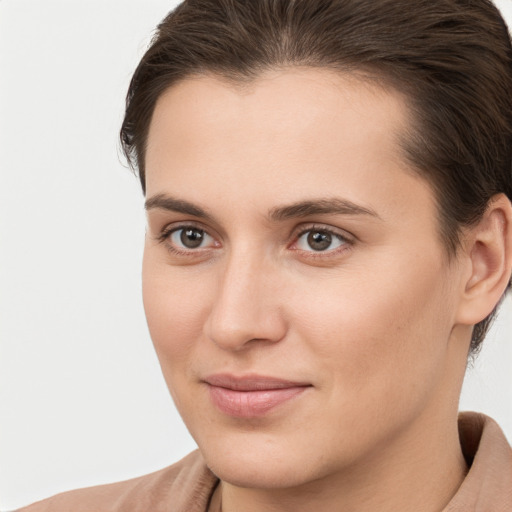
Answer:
[217, 411, 467, 512]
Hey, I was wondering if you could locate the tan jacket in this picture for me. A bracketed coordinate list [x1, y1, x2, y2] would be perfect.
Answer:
[18, 413, 512, 511]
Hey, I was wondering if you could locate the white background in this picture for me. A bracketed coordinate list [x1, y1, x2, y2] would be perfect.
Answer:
[1, 1, 511, 509]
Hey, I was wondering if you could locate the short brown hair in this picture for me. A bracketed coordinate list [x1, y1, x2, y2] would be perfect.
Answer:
[120, 0, 512, 352]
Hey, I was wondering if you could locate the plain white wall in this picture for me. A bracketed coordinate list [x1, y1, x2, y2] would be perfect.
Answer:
[1, 1, 511, 509]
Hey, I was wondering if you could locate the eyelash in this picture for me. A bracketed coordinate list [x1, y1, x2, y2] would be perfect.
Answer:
[290, 224, 353, 258]
[157, 222, 354, 259]
[157, 222, 218, 257]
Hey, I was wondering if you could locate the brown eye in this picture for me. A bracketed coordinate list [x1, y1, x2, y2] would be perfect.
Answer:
[296, 229, 346, 252]
[307, 231, 332, 251]
[169, 227, 214, 250]
[181, 228, 204, 248]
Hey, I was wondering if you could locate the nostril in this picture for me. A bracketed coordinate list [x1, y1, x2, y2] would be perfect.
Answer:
[205, 308, 287, 351]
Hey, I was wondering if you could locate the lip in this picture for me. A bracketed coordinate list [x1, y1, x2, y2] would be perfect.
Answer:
[204, 374, 311, 418]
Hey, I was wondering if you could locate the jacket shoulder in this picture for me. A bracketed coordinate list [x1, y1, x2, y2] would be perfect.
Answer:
[17, 451, 217, 512]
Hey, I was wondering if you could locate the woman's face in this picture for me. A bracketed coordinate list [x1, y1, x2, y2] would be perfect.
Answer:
[142, 69, 468, 488]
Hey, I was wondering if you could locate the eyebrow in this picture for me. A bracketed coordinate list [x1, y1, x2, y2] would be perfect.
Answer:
[268, 198, 380, 221]
[145, 194, 214, 220]
[145, 194, 380, 222]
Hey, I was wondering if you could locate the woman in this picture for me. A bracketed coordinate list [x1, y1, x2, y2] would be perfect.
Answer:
[19, 0, 512, 510]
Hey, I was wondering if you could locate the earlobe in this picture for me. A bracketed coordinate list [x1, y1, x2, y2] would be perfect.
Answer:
[456, 193, 512, 326]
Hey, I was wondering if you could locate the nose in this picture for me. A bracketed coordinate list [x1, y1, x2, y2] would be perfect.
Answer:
[204, 250, 287, 351]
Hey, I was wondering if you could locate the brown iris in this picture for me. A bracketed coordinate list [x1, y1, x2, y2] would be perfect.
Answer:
[307, 231, 332, 251]
[180, 228, 205, 248]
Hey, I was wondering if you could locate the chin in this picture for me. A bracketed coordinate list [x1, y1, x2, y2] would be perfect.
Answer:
[194, 429, 342, 490]
[205, 451, 315, 489]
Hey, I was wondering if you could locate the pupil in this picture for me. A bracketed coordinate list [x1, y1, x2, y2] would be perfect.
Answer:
[181, 228, 204, 248]
[307, 231, 331, 251]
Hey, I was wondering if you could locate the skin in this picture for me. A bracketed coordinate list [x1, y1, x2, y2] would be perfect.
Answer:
[142, 68, 512, 512]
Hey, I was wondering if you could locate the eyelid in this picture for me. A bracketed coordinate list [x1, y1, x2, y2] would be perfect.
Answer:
[291, 223, 355, 243]
[157, 220, 212, 240]
[157, 221, 221, 253]
[288, 223, 355, 256]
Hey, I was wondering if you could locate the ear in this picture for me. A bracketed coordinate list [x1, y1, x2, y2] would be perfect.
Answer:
[456, 193, 512, 326]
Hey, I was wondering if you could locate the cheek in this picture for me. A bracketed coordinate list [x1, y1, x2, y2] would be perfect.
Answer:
[289, 257, 455, 407]
[142, 251, 209, 366]
[142, 255, 217, 418]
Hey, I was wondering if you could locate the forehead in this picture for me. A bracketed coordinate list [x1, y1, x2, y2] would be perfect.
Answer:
[147, 68, 411, 171]
[145, 68, 435, 227]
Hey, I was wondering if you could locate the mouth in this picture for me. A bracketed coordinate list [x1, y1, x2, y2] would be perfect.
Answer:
[203, 374, 312, 418]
